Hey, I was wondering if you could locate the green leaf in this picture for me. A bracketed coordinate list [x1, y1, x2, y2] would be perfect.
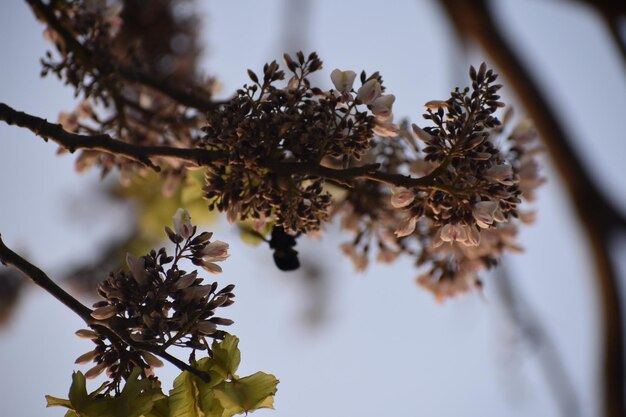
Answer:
[210, 335, 241, 380]
[47, 369, 164, 417]
[45, 395, 72, 408]
[68, 372, 89, 411]
[198, 389, 227, 417]
[168, 367, 203, 417]
[116, 367, 166, 417]
[212, 372, 279, 415]
[146, 398, 170, 417]
[64, 411, 80, 417]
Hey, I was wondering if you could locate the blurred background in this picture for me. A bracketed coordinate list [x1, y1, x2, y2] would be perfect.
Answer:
[1, 0, 625, 416]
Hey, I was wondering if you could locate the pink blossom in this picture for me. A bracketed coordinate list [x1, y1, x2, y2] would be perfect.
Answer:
[395, 215, 417, 238]
[472, 200, 499, 228]
[440, 224, 468, 243]
[58, 112, 78, 132]
[370, 94, 395, 121]
[356, 79, 382, 104]
[199, 240, 230, 274]
[390, 187, 415, 208]
[372, 120, 399, 137]
[484, 164, 514, 186]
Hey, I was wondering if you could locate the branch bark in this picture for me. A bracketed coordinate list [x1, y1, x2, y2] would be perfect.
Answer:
[437, 1, 626, 415]
[0, 102, 449, 190]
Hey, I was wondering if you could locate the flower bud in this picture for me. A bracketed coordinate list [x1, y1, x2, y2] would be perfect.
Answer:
[85, 362, 106, 379]
[173, 208, 193, 239]
[75, 350, 98, 365]
[197, 320, 218, 335]
[91, 305, 117, 320]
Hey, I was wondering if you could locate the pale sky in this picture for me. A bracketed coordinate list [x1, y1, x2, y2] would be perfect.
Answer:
[1, 1, 625, 416]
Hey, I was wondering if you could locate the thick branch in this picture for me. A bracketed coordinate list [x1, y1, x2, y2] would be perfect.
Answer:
[438, 1, 626, 415]
[0, 102, 220, 169]
[0, 102, 447, 190]
[0, 234, 210, 382]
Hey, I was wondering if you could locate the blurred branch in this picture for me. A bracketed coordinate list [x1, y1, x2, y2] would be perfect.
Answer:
[568, 0, 626, 70]
[0, 235, 211, 382]
[437, 1, 626, 415]
[604, 15, 626, 69]
[26, 0, 223, 112]
[494, 264, 581, 417]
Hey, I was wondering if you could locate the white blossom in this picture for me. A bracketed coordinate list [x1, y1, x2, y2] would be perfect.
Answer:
[356, 79, 382, 104]
[330, 69, 356, 93]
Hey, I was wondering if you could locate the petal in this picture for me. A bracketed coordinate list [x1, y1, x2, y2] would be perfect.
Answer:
[395, 216, 417, 238]
[356, 79, 382, 104]
[390, 187, 415, 208]
[91, 305, 117, 320]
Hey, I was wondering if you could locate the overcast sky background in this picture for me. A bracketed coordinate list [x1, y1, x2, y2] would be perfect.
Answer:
[1, 1, 625, 416]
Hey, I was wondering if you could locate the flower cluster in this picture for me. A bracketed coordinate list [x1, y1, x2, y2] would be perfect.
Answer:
[75, 209, 234, 391]
[33, 0, 542, 301]
[203, 52, 398, 234]
[335, 65, 544, 301]
[41, 0, 218, 185]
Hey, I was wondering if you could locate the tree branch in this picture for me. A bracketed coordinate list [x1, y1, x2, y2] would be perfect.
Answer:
[0, 102, 450, 191]
[0, 234, 210, 382]
[494, 264, 581, 417]
[437, 1, 626, 415]
[0, 102, 220, 170]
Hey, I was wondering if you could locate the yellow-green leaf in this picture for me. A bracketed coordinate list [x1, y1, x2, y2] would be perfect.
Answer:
[45, 395, 72, 408]
[168, 367, 203, 417]
[210, 335, 241, 380]
[212, 372, 278, 414]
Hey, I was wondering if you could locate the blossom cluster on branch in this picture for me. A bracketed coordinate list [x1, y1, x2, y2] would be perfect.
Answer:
[75, 209, 234, 392]
[12, 0, 544, 304]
